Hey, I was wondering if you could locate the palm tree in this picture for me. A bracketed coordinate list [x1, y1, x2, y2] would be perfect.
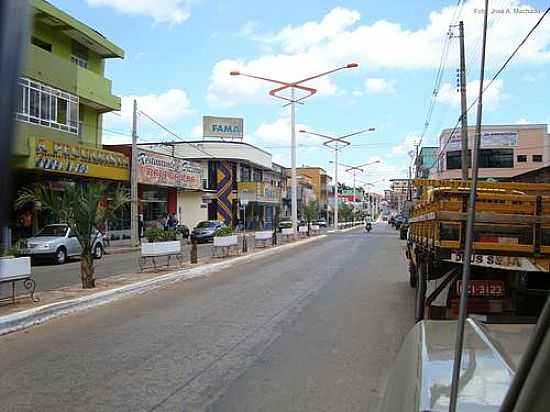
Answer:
[15, 182, 129, 288]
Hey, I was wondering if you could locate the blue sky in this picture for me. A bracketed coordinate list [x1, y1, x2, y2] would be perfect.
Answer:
[49, 0, 549, 192]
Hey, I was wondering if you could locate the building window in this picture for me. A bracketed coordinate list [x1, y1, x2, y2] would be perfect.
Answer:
[479, 149, 514, 168]
[446, 150, 470, 170]
[31, 37, 52, 52]
[240, 164, 251, 182]
[253, 168, 263, 182]
[517, 155, 527, 163]
[71, 55, 88, 69]
[446, 149, 513, 169]
[15, 78, 79, 134]
[71, 40, 89, 69]
[533, 155, 543, 162]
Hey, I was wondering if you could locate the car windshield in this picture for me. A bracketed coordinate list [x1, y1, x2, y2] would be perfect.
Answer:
[35, 225, 67, 237]
[197, 221, 215, 228]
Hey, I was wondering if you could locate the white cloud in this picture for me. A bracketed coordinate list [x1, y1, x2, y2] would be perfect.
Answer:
[515, 118, 532, 124]
[254, 117, 313, 145]
[436, 79, 505, 110]
[124, 89, 191, 123]
[365, 78, 393, 94]
[208, 1, 550, 107]
[391, 135, 420, 156]
[191, 123, 203, 138]
[262, 7, 361, 54]
[86, 0, 191, 25]
[102, 89, 192, 144]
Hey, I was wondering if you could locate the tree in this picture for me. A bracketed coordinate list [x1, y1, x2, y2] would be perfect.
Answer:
[303, 201, 318, 223]
[15, 182, 129, 288]
[339, 203, 353, 222]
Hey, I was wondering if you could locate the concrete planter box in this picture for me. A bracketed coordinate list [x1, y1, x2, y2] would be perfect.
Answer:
[0, 256, 31, 281]
[255, 231, 273, 241]
[141, 241, 181, 257]
[213, 235, 239, 247]
[298, 226, 308, 233]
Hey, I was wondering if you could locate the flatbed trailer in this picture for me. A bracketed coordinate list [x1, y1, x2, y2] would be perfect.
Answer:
[407, 179, 550, 322]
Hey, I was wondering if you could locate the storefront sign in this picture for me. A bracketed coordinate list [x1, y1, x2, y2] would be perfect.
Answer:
[137, 149, 202, 190]
[445, 131, 518, 150]
[203, 116, 243, 139]
[29, 137, 129, 180]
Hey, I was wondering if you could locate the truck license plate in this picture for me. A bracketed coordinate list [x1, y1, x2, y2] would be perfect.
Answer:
[457, 280, 505, 297]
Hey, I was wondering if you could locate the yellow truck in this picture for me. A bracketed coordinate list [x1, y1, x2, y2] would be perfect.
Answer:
[407, 179, 550, 322]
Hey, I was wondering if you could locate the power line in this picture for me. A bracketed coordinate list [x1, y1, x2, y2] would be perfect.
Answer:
[137, 110, 215, 158]
[425, 6, 550, 173]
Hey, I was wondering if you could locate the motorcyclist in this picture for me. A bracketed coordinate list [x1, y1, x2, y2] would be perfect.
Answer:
[365, 218, 372, 232]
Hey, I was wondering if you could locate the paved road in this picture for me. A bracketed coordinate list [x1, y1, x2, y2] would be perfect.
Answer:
[0, 223, 415, 411]
[16, 243, 214, 292]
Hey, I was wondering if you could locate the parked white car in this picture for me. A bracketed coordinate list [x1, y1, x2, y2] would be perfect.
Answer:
[20, 224, 105, 264]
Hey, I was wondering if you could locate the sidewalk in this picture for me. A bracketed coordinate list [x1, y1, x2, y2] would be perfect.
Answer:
[0, 233, 330, 336]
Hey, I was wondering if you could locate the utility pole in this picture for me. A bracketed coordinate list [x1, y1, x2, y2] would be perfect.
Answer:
[458, 20, 469, 180]
[334, 147, 339, 229]
[130, 99, 139, 247]
[290, 87, 298, 230]
[449, 2, 489, 411]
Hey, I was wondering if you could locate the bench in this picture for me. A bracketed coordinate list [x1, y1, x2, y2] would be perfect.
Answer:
[254, 231, 273, 248]
[279, 228, 294, 242]
[139, 241, 184, 271]
[212, 235, 240, 258]
[0, 257, 37, 303]
[310, 224, 320, 235]
[298, 225, 308, 238]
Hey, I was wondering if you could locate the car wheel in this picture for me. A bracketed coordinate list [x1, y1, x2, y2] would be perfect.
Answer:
[55, 247, 67, 265]
[94, 243, 104, 259]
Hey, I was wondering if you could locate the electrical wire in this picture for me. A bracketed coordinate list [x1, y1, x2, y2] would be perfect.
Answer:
[137, 110, 215, 158]
[425, 6, 550, 173]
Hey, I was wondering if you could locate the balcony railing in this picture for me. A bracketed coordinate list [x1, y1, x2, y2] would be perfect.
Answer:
[238, 181, 281, 203]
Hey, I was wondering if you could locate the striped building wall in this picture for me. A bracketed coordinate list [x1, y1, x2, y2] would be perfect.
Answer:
[216, 161, 234, 226]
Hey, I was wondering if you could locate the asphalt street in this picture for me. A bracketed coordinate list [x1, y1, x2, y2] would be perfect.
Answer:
[0, 223, 415, 411]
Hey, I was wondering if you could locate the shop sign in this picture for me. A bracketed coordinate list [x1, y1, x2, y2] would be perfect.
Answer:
[29, 137, 129, 180]
[137, 149, 202, 190]
[203, 116, 243, 139]
[445, 131, 518, 150]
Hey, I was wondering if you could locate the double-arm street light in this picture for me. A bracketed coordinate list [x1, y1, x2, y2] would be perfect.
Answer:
[331, 160, 381, 224]
[360, 179, 385, 216]
[299, 128, 375, 229]
[230, 63, 358, 232]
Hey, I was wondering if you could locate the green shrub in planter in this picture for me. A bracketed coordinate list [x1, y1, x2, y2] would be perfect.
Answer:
[144, 228, 177, 242]
[214, 227, 233, 237]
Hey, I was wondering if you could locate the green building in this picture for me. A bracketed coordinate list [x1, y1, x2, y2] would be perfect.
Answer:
[12, 0, 128, 235]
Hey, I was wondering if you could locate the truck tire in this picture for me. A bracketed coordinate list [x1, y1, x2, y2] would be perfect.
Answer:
[415, 259, 427, 322]
[409, 260, 417, 288]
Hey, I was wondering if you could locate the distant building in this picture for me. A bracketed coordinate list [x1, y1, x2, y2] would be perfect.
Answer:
[416, 146, 438, 178]
[437, 124, 550, 180]
[296, 167, 332, 220]
[389, 179, 411, 211]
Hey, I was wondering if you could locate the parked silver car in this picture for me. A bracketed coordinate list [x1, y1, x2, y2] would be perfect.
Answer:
[20, 224, 105, 264]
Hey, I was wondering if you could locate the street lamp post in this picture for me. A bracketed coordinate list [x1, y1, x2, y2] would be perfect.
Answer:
[337, 160, 381, 224]
[299, 128, 375, 229]
[358, 179, 385, 218]
[230, 64, 358, 232]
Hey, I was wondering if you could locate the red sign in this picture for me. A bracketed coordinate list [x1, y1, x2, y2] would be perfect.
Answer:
[137, 149, 201, 190]
[457, 280, 505, 297]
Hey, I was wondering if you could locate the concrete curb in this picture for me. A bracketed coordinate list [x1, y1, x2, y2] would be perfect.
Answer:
[0, 234, 327, 337]
[105, 246, 140, 255]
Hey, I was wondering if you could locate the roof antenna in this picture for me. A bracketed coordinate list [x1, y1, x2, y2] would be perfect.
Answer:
[449, 0, 489, 410]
